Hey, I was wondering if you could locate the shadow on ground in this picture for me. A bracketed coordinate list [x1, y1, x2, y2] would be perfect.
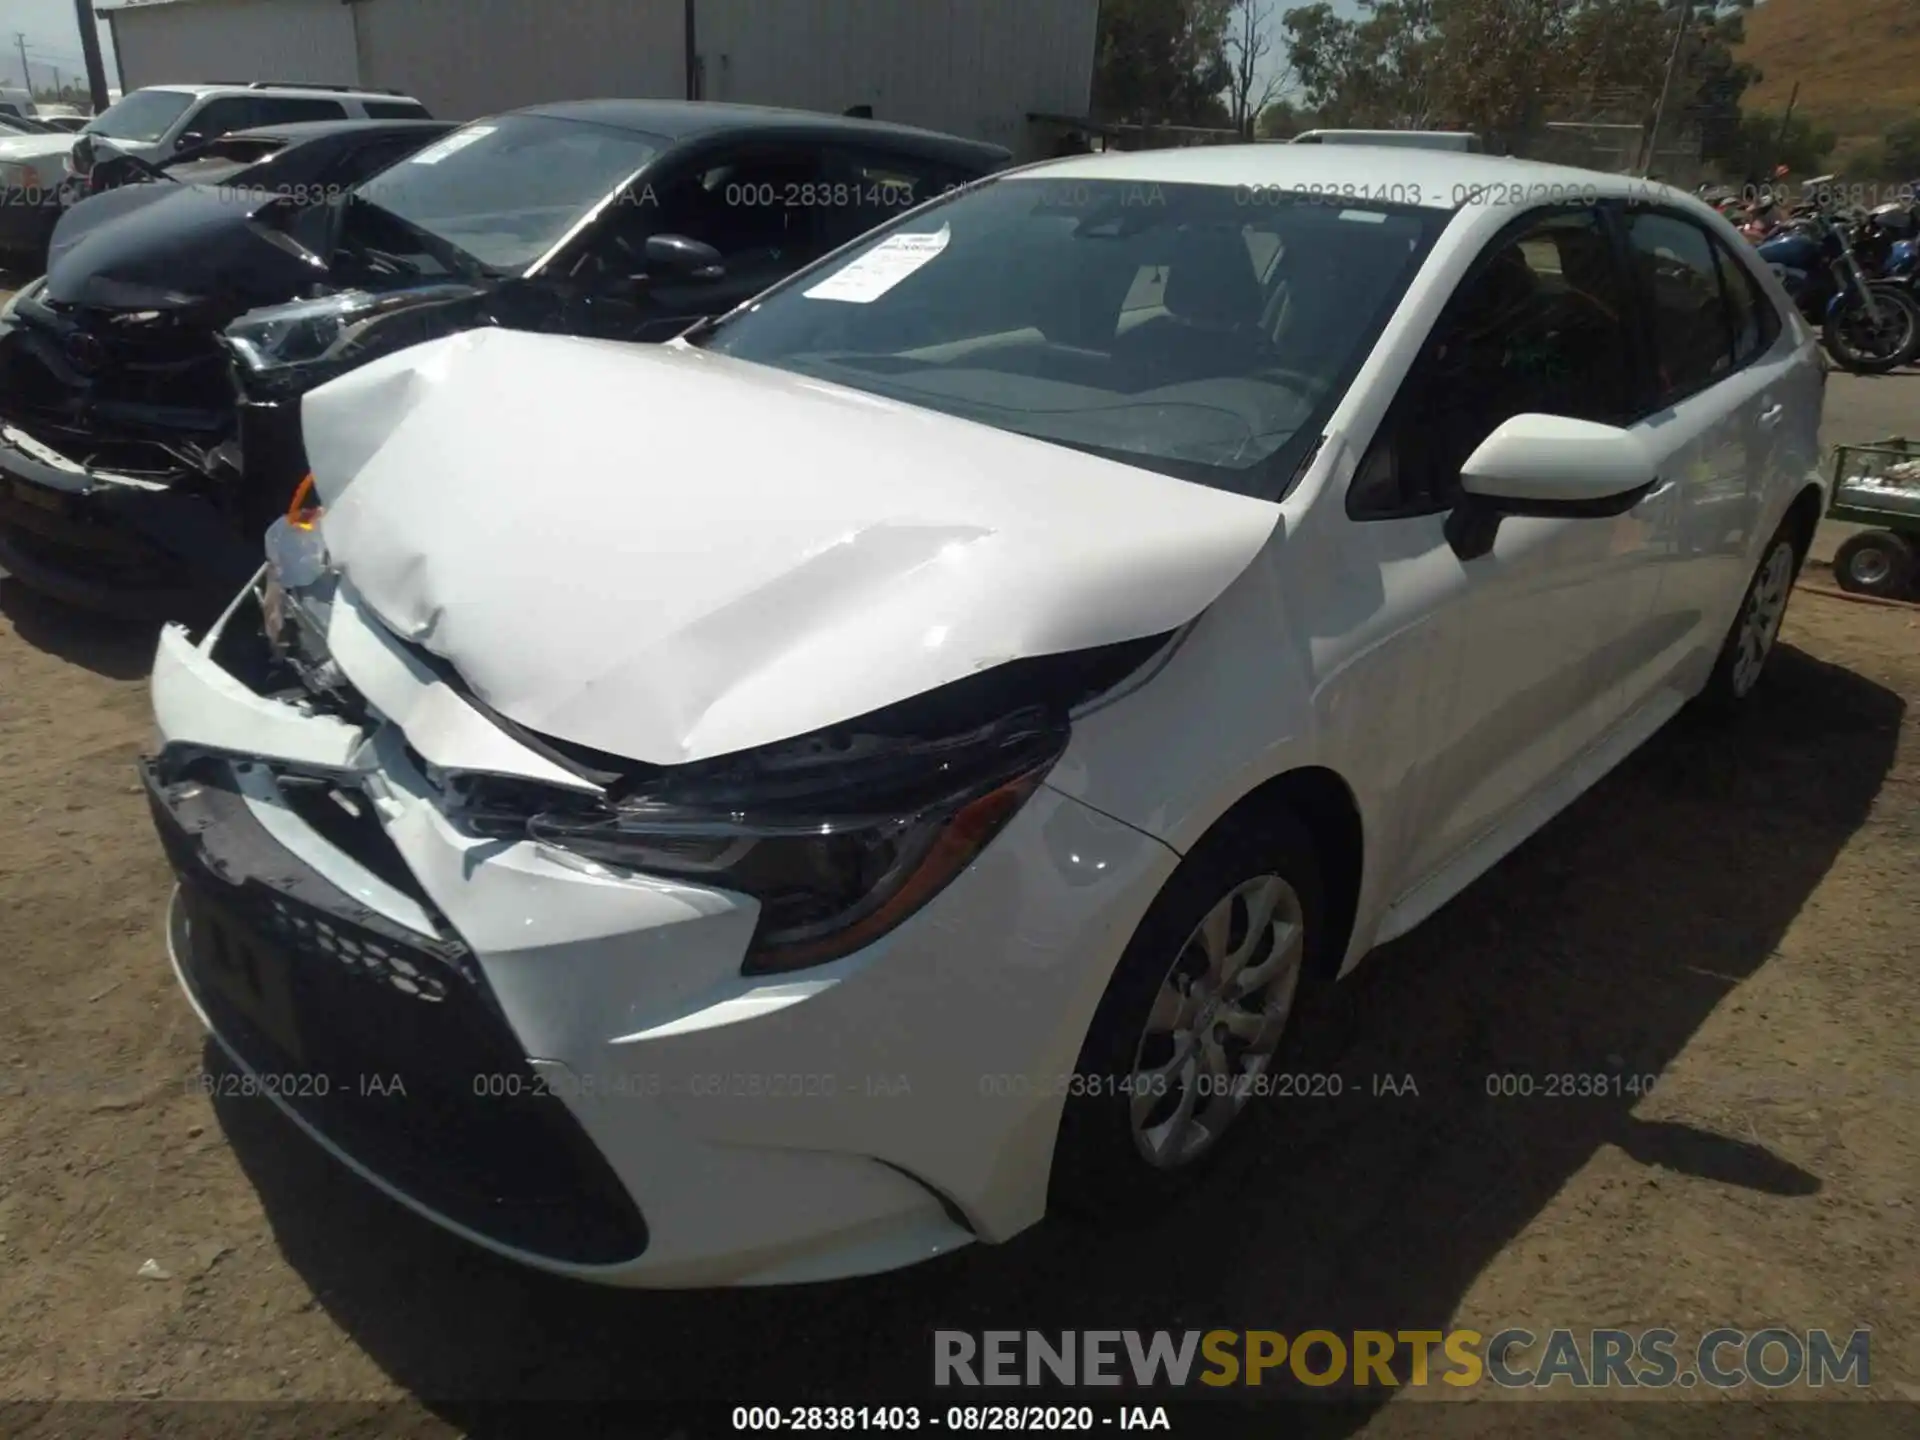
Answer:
[0, 578, 160, 681]
[206, 642, 1902, 1438]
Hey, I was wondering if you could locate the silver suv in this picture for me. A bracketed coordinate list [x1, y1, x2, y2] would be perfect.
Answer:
[70, 82, 432, 179]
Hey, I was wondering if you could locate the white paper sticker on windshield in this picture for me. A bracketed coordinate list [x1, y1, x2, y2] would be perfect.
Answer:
[409, 125, 495, 166]
[803, 227, 950, 303]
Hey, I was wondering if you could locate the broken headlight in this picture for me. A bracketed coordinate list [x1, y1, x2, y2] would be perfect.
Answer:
[223, 284, 484, 383]
[525, 708, 1068, 974]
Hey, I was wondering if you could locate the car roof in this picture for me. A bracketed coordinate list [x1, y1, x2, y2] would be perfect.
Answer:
[512, 99, 1012, 163]
[138, 83, 424, 103]
[1022, 144, 1675, 213]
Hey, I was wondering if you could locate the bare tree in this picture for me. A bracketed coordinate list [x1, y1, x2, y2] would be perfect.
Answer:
[1225, 0, 1294, 137]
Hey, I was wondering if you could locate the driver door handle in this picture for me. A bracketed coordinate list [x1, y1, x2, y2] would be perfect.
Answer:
[1758, 402, 1787, 429]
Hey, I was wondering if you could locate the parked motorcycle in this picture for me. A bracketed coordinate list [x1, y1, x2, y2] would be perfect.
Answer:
[1754, 200, 1920, 373]
[1854, 199, 1920, 329]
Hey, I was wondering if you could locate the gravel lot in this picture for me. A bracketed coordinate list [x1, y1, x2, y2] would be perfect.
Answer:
[0, 273, 1915, 1436]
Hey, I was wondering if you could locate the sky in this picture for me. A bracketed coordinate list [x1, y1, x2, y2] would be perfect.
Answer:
[6, 0, 119, 93]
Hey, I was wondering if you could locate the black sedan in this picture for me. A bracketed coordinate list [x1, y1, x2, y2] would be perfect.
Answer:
[0, 102, 1010, 616]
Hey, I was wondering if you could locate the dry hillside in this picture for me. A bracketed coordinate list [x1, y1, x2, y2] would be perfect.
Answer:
[1737, 0, 1920, 149]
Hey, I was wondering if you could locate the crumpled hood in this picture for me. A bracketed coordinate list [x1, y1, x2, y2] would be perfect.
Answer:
[45, 184, 324, 313]
[304, 327, 1282, 767]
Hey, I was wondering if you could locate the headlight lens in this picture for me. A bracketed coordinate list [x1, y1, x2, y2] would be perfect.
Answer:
[222, 284, 484, 378]
[521, 709, 1067, 973]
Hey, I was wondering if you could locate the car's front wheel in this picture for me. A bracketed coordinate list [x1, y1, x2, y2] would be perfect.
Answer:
[1049, 809, 1329, 1218]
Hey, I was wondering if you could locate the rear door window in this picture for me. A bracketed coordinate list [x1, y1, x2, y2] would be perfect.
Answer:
[248, 96, 350, 126]
[363, 100, 433, 121]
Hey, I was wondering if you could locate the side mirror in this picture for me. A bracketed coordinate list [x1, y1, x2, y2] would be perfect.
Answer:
[644, 233, 725, 281]
[1446, 414, 1659, 561]
[175, 130, 210, 151]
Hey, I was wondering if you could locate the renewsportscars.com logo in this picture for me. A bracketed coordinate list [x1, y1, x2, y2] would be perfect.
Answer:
[933, 1328, 1871, 1390]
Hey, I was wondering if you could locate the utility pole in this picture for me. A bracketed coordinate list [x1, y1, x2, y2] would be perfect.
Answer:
[1775, 81, 1799, 148]
[71, 0, 111, 114]
[12, 32, 29, 93]
[1641, 0, 1693, 177]
[683, 0, 699, 101]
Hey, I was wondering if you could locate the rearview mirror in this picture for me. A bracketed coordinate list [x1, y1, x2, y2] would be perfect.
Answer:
[1445, 414, 1659, 561]
[644, 233, 725, 281]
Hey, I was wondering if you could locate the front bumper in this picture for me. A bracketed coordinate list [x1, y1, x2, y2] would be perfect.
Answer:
[0, 412, 288, 615]
[147, 583, 1178, 1286]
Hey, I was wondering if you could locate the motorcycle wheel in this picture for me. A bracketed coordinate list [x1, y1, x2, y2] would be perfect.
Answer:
[1823, 286, 1920, 373]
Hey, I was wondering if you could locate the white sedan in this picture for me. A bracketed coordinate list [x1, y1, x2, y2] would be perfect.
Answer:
[143, 144, 1825, 1286]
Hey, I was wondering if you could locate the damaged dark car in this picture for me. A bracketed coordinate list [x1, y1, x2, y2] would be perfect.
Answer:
[0, 101, 1011, 616]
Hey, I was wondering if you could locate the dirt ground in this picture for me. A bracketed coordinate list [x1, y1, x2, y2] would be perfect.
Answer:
[0, 547, 1915, 1439]
[0, 267, 1916, 1433]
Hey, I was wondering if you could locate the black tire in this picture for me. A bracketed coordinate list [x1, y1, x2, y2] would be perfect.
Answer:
[1822, 288, 1920, 374]
[1697, 519, 1806, 713]
[1048, 807, 1332, 1221]
[1832, 529, 1916, 600]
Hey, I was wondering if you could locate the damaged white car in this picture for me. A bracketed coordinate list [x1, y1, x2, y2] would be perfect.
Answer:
[144, 146, 1826, 1286]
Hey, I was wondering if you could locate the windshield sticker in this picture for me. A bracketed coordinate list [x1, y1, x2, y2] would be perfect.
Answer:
[803, 227, 950, 303]
[1339, 209, 1388, 224]
[408, 125, 495, 166]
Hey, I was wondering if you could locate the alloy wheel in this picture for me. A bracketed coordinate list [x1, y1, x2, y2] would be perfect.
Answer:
[1127, 873, 1306, 1169]
[1731, 541, 1795, 697]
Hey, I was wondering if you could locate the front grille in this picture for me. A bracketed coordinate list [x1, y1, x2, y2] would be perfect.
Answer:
[148, 759, 649, 1266]
[1, 295, 231, 448]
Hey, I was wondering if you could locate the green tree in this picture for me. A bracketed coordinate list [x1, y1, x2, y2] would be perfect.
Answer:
[1671, 1, 1761, 164]
[1720, 109, 1836, 182]
[1278, 0, 1758, 155]
[1093, 0, 1236, 126]
[1282, 1, 1445, 130]
[1254, 97, 1319, 139]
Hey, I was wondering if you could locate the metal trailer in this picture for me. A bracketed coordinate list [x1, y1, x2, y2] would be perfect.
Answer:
[1827, 438, 1920, 599]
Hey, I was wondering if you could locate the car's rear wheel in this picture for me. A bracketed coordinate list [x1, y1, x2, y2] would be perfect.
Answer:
[1049, 809, 1329, 1219]
[1698, 520, 1804, 711]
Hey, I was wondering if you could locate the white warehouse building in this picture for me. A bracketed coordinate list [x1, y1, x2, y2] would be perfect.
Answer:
[96, 0, 1101, 160]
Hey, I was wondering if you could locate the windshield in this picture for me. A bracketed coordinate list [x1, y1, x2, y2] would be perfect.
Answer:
[85, 88, 194, 142]
[351, 114, 662, 273]
[700, 177, 1444, 494]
